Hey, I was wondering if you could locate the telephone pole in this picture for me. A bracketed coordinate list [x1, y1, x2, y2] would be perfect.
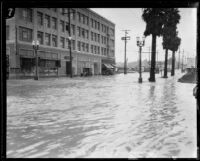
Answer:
[121, 30, 130, 74]
[181, 49, 184, 73]
[178, 47, 180, 69]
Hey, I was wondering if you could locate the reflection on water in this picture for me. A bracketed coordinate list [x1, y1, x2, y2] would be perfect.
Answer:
[7, 72, 197, 158]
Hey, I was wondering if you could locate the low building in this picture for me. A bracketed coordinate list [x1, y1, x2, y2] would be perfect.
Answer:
[6, 8, 115, 78]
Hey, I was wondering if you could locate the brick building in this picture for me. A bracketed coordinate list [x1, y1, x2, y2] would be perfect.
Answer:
[6, 8, 115, 78]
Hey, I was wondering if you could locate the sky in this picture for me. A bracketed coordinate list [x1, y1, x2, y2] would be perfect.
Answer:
[90, 8, 197, 63]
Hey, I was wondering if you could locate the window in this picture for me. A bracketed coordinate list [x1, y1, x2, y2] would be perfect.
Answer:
[97, 46, 100, 54]
[78, 12, 81, 22]
[95, 21, 97, 29]
[94, 33, 97, 42]
[37, 12, 43, 26]
[97, 22, 100, 30]
[52, 35, 57, 47]
[101, 47, 103, 55]
[98, 34, 100, 43]
[71, 40, 75, 50]
[60, 20, 64, 32]
[77, 41, 81, 51]
[86, 44, 89, 52]
[77, 26, 81, 37]
[86, 17, 89, 25]
[52, 17, 57, 30]
[45, 33, 51, 46]
[6, 26, 9, 40]
[94, 46, 97, 54]
[82, 29, 85, 38]
[91, 45, 93, 53]
[45, 14, 50, 28]
[19, 8, 33, 22]
[80, 14, 83, 23]
[82, 42, 85, 51]
[101, 36, 103, 44]
[101, 24, 104, 32]
[71, 25, 75, 35]
[71, 9, 76, 20]
[86, 30, 89, 39]
[19, 26, 32, 42]
[91, 32, 93, 41]
[91, 19, 94, 28]
[37, 31, 43, 45]
[66, 38, 69, 49]
[60, 37, 65, 48]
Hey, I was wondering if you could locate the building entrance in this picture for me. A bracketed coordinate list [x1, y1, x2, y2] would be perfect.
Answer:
[66, 61, 71, 75]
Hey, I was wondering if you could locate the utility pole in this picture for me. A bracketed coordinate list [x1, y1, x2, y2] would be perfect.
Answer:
[121, 30, 130, 74]
[178, 47, 180, 70]
[181, 49, 184, 73]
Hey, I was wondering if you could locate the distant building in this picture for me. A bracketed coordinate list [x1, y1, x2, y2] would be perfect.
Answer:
[186, 57, 196, 68]
[6, 8, 115, 78]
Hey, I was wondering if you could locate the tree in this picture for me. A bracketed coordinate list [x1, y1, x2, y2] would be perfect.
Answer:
[162, 8, 181, 78]
[142, 8, 166, 82]
[169, 36, 181, 76]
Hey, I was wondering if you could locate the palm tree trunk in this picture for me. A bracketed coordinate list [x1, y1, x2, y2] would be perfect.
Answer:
[163, 49, 168, 78]
[149, 34, 156, 82]
[171, 51, 175, 76]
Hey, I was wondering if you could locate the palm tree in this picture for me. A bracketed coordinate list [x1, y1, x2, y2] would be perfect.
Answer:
[142, 8, 166, 82]
[162, 8, 181, 78]
[162, 25, 177, 78]
[169, 36, 181, 76]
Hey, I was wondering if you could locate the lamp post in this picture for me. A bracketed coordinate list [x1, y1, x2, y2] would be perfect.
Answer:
[136, 36, 145, 83]
[32, 40, 39, 80]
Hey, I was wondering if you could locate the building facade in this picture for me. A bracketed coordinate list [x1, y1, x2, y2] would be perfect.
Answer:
[6, 8, 115, 78]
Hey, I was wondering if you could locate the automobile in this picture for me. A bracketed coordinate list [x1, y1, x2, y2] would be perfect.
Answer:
[193, 85, 197, 98]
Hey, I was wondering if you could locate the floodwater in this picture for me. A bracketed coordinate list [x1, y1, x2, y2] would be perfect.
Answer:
[7, 71, 197, 158]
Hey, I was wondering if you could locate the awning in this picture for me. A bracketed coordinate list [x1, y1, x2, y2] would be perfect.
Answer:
[103, 63, 114, 69]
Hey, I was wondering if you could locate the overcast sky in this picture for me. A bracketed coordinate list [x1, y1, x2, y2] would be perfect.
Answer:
[90, 8, 197, 63]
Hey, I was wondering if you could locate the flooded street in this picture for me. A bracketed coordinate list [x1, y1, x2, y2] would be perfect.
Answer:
[7, 71, 197, 158]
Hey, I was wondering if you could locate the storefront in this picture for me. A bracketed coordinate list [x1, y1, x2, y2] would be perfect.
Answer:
[101, 58, 115, 75]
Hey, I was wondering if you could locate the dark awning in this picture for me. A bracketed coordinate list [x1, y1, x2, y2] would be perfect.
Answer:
[103, 63, 114, 69]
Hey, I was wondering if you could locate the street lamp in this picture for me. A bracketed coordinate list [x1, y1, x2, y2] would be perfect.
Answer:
[32, 40, 39, 80]
[136, 36, 145, 83]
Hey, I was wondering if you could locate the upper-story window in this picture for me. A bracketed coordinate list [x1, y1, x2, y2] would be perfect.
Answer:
[52, 35, 57, 47]
[52, 17, 57, 30]
[60, 20, 64, 32]
[19, 26, 33, 42]
[45, 33, 51, 46]
[37, 31, 43, 45]
[45, 14, 51, 28]
[37, 12, 43, 26]
[60, 37, 65, 48]
[19, 8, 33, 22]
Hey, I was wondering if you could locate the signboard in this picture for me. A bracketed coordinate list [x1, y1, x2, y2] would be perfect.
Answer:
[121, 36, 130, 40]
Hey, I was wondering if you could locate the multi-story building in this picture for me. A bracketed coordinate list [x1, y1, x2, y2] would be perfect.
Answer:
[6, 8, 115, 78]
